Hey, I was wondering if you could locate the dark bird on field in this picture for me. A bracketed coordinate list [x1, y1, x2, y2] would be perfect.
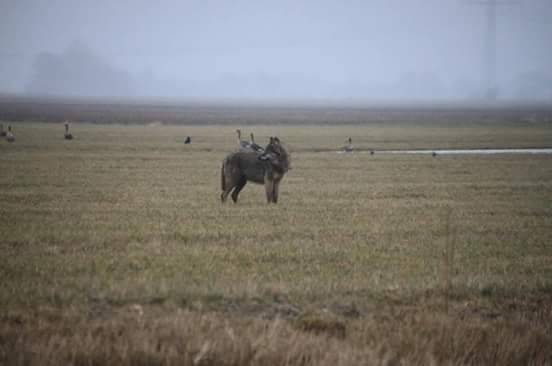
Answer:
[6, 125, 14, 142]
[64, 121, 73, 140]
[184, 136, 191, 144]
[432, 151, 437, 157]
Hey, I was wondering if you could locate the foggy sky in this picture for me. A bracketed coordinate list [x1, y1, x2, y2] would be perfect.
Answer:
[1, 0, 551, 100]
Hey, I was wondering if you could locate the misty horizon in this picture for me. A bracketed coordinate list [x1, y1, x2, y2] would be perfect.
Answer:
[1, 0, 551, 101]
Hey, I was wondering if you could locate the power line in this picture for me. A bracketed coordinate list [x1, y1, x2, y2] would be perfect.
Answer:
[468, 0, 518, 100]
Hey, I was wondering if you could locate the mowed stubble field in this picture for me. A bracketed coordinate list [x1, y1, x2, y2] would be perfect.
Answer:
[1, 113, 552, 365]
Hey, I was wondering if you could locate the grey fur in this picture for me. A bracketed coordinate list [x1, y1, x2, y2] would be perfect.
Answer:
[221, 137, 290, 204]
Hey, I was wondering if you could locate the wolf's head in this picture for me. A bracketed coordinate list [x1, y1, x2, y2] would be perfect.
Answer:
[259, 136, 290, 173]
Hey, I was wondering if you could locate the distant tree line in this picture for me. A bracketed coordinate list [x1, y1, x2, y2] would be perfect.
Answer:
[22, 41, 552, 101]
[26, 41, 134, 97]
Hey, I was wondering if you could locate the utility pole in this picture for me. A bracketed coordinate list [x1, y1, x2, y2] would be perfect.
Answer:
[485, 0, 497, 100]
[469, 0, 516, 100]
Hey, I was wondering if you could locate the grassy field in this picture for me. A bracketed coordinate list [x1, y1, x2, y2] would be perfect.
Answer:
[1, 119, 552, 365]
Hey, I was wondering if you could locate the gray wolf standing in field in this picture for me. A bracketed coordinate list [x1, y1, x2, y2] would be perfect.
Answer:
[221, 137, 290, 204]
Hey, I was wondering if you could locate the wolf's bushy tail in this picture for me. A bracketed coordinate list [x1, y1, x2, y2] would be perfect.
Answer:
[221, 160, 226, 191]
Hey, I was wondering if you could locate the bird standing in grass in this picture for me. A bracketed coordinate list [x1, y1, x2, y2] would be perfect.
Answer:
[6, 125, 14, 142]
[236, 129, 252, 151]
[249, 133, 265, 153]
[343, 137, 353, 152]
[64, 121, 73, 140]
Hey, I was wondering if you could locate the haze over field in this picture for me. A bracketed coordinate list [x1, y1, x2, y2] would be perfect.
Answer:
[1, 0, 551, 100]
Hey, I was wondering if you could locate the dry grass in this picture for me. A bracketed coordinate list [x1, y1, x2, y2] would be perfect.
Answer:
[2, 305, 551, 366]
[1, 119, 552, 365]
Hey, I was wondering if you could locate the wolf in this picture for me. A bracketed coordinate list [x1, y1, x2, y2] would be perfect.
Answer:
[221, 137, 290, 204]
